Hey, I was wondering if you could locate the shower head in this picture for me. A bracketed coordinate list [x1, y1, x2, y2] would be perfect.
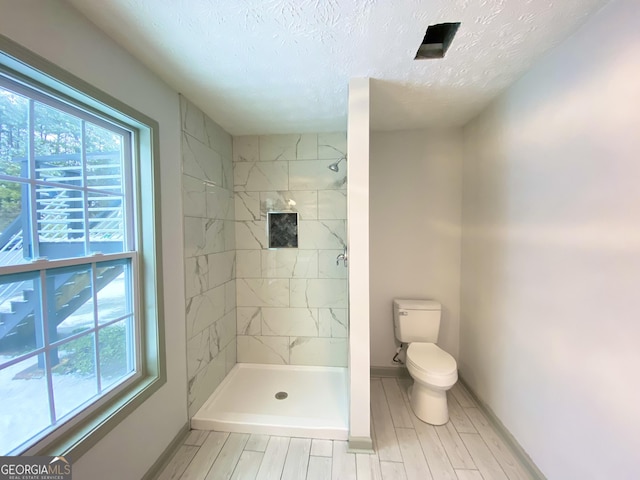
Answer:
[328, 156, 346, 172]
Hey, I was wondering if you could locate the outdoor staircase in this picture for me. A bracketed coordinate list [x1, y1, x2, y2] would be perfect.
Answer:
[0, 151, 125, 345]
[0, 263, 123, 342]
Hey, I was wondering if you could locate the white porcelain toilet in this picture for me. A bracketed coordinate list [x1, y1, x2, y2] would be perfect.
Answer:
[393, 299, 458, 425]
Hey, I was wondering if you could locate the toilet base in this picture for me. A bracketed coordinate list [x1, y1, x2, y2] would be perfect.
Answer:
[408, 381, 450, 425]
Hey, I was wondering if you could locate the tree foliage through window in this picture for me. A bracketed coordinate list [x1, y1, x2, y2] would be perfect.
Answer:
[0, 87, 123, 232]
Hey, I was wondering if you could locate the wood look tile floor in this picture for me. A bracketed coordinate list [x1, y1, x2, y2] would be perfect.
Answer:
[157, 378, 534, 480]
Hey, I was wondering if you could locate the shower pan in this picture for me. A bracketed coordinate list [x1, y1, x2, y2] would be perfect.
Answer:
[191, 363, 348, 439]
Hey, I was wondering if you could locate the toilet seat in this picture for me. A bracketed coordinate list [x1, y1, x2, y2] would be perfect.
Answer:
[407, 343, 457, 387]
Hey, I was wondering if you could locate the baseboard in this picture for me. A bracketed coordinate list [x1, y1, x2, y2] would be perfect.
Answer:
[348, 435, 374, 454]
[458, 376, 547, 480]
[142, 422, 190, 480]
[370, 366, 411, 378]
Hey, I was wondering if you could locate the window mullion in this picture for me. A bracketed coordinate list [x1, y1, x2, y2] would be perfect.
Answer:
[92, 262, 102, 393]
[131, 253, 141, 373]
[39, 269, 57, 425]
[27, 98, 39, 259]
[0, 174, 124, 197]
[81, 121, 90, 255]
[0, 251, 135, 275]
[123, 133, 134, 251]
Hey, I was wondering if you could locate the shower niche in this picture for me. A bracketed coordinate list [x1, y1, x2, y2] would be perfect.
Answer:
[268, 212, 298, 248]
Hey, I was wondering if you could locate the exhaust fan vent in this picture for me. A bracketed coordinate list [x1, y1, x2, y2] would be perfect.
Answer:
[415, 22, 461, 60]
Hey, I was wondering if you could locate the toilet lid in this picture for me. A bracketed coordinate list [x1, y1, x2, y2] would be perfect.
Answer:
[407, 343, 457, 376]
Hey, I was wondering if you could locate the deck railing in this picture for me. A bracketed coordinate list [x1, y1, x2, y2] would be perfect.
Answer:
[0, 151, 124, 317]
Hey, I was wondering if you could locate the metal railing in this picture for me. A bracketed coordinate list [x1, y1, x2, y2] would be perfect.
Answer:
[0, 152, 125, 312]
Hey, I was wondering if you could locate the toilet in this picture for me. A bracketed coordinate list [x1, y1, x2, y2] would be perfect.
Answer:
[393, 299, 458, 425]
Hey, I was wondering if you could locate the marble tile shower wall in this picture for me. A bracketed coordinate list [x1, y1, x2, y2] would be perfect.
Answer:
[233, 133, 348, 367]
[180, 97, 237, 417]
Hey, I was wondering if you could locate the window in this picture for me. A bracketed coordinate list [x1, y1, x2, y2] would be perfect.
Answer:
[0, 38, 164, 458]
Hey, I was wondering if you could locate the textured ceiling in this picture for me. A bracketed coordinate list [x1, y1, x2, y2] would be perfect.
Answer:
[67, 0, 610, 134]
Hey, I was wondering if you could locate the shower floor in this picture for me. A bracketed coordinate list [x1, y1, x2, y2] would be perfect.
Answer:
[191, 363, 349, 440]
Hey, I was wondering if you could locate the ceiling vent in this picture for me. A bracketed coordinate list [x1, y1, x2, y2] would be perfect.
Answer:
[415, 22, 461, 60]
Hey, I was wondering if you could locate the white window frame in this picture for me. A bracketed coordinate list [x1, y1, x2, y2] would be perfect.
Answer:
[0, 34, 166, 460]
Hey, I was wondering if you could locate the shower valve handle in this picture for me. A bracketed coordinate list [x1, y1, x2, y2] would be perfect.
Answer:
[336, 249, 348, 267]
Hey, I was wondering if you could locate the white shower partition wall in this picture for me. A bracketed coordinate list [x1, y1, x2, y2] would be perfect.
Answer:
[233, 132, 349, 367]
[347, 78, 372, 450]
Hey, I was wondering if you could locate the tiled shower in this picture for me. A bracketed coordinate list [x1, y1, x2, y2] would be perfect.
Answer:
[181, 97, 349, 417]
[234, 132, 348, 367]
[181, 97, 237, 416]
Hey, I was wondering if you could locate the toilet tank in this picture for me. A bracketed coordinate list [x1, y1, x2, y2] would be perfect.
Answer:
[393, 299, 441, 343]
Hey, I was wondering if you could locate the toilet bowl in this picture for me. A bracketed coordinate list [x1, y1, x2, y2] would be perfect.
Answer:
[393, 299, 458, 425]
[406, 342, 457, 425]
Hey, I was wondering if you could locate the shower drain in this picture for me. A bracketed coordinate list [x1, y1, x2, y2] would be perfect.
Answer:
[275, 391, 288, 400]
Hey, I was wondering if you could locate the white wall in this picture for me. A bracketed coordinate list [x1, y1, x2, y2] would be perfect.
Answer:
[0, 1, 187, 478]
[348, 78, 371, 445]
[370, 130, 462, 366]
[460, 0, 640, 478]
